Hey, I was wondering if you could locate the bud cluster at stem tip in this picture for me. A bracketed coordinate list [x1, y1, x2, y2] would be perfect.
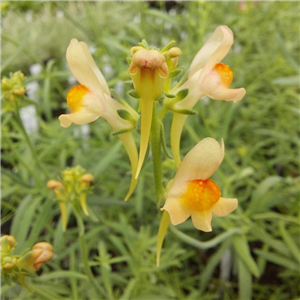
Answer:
[47, 166, 94, 231]
[1, 235, 53, 287]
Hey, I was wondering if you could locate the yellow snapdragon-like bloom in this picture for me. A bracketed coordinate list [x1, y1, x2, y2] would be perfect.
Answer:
[129, 48, 169, 178]
[59, 39, 139, 200]
[170, 26, 246, 166]
[161, 138, 237, 232]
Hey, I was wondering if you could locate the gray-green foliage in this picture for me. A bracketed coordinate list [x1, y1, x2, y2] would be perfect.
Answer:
[1, 1, 299, 300]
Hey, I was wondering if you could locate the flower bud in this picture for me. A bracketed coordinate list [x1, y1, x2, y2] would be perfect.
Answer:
[61, 169, 74, 182]
[13, 87, 26, 96]
[168, 47, 182, 58]
[32, 242, 54, 271]
[0, 235, 16, 249]
[17, 242, 54, 272]
[2, 256, 18, 271]
[46, 180, 63, 190]
[80, 173, 94, 183]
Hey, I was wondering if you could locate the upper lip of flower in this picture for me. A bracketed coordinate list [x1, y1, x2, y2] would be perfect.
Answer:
[188, 25, 234, 79]
[172, 137, 225, 186]
[66, 38, 110, 98]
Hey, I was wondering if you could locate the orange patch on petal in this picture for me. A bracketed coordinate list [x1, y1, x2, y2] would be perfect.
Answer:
[181, 179, 221, 212]
[213, 63, 233, 88]
[67, 85, 89, 112]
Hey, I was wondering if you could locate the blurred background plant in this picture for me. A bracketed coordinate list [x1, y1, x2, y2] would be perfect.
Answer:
[1, 1, 299, 300]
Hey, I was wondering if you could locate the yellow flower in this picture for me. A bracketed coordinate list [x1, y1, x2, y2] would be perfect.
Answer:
[59, 39, 139, 200]
[170, 26, 246, 166]
[161, 138, 237, 232]
[129, 48, 169, 178]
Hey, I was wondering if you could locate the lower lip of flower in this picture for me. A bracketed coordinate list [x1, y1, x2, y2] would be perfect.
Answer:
[213, 63, 233, 88]
[67, 85, 89, 112]
[180, 179, 221, 212]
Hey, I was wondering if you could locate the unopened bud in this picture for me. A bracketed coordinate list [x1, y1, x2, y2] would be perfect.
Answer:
[62, 169, 74, 182]
[13, 87, 26, 96]
[168, 47, 182, 58]
[130, 46, 144, 55]
[31, 242, 54, 271]
[0, 235, 16, 249]
[2, 256, 18, 270]
[46, 180, 63, 190]
[80, 173, 94, 183]
[18, 242, 54, 272]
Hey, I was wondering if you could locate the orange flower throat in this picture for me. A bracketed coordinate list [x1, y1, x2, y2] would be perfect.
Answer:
[181, 179, 221, 212]
[67, 85, 89, 112]
[213, 63, 233, 88]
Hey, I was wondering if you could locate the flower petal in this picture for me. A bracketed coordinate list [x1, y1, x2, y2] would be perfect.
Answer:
[161, 200, 191, 226]
[212, 197, 238, 216]
[173, 69, 204, 110]
[200, 70, 246, 102]
[162, 182, 192, 225]
[66, 39, 110, 98]
[78, 41, 111, 96]
[173, 138, 224, 185]
[59, 108, 100, 128]
[191, 210, 212, 232]
[189, 26, 233, 79]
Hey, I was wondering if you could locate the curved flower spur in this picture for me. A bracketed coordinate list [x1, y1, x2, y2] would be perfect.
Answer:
[59, 39, 139, 200]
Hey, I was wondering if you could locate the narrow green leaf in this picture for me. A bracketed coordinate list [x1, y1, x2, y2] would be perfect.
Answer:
[176, 88, 189, 101]
[248, 176, 283, 214]
[254, 249, 299, 271]
[168, 68, 183, 79]
[250, 226, 290, 257]
[117, 109, 136, 123]
[233, 235, 260, 278]
[237, 256, 252, 300]
[160, 40, 176, 53]
[200, 239, 231, 293]
[163, 92, 176, 98]
[38, 271, 88, 281]
[128, 89, 140, 99]
[279, 221, 300, 263]
[11, 195, 43, 252]
[171, 108, 197, 115]
[120, 279, 138, 300]
[110, 127, 135, 136]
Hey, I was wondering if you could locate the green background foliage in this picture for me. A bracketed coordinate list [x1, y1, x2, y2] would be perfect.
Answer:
[1, 1, 299, 299]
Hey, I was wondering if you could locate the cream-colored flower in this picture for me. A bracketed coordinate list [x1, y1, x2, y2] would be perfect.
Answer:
[59, 39, 139, 200]
[178, 25, 246, 108]
[59, 38, 137, 129]
[170, 26, 246, 166]
[161, 138, 237, 232]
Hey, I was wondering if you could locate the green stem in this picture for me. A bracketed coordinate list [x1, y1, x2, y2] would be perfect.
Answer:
[73, 208, 106, 297]
[14, 104, 49, 179]
[150, 102, 164, 202]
